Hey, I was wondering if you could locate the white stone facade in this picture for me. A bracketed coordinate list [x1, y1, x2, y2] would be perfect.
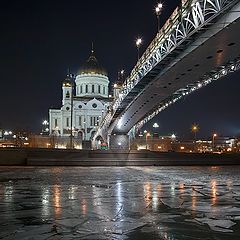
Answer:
[49, 53, 110, 142]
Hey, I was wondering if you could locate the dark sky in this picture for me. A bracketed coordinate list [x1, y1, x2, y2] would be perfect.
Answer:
[0, 0, 239, 138]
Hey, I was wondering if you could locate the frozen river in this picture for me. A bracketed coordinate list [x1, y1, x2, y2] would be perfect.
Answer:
[0, 166, 240, 239]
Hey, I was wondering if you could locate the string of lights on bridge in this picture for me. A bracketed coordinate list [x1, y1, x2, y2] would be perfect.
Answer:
[94, 0, 238, 141]
[133, 58, 240, 133]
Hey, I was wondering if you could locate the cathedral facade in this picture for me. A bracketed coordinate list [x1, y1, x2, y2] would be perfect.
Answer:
[49, 50, 111, 143]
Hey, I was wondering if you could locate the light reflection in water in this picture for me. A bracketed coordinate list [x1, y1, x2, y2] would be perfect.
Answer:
[192, 190, 197, 211]
[4, 184, 13, 203]
[53, 185, 62, 218]
[179, 183, 185, 194]
[171, 182, 176, 196]
[0, 184, 4, 201]
[211, 180, 217, 206]
[81, 199, 88, 216]
[68, 185, 78, 200]
[144, 182, 152, 207]
[152, 183, 162, 210]
[144, 182, 162, 210]
[41, 187, 50, 219]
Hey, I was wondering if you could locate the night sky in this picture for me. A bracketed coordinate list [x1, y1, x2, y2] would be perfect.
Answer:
[0, 0, 239, 139]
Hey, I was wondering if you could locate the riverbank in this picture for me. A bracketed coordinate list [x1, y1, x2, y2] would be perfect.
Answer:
[0, 148, 240, 166]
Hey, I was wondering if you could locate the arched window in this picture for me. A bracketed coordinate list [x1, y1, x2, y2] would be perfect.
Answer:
[98, 85, 101, 94]
[66, 91, 70, 98]
[80, 85, 83, 94]
[54, 119, 58, 128]
[66, 117, 69, 127]
[86, 85, 88, 93]
[92, 85, 95, 93]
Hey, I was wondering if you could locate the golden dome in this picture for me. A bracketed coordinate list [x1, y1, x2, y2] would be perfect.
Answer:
[78, 51, 107, 76]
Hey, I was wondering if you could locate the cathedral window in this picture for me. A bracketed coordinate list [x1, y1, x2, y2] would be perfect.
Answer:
[54, 119, 58, 128]
[92, 103, 97, 109]
[66, 91, 70, 98]
[92, 85, 95, 93]
[90, 117, 93, 126]
[79, 116, 82, 126]
[66, 117, 69, 127]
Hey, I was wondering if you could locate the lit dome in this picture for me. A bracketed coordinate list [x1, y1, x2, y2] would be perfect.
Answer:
[62, 74, 72, 87]
[78, 51, 107, 76]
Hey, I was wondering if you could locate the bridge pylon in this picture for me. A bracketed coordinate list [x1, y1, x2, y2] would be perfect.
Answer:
[108, 134, 130, 151]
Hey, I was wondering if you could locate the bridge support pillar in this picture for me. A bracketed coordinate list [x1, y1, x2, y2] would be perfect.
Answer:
[109, 134, 130, 150]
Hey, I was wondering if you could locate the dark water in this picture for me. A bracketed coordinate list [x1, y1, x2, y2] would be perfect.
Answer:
[0, 166, 240, 239]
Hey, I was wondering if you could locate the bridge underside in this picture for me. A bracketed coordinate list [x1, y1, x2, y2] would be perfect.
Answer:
[112, 3, 240, 134]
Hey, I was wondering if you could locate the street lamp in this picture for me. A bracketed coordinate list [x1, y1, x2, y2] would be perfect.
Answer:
[146, 132, 151, 150]
[153, 123, 159, 138]
[69, 73, 75, 149]
[191, 124, 199, 141]
[212, 133, 217, 151]
[136, 38, 143, 60]
[155, 3, 163, 32]
[42, 120, 49, 135]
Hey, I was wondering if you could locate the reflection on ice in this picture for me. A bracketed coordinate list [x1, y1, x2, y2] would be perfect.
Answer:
[53, 185, 62, 218]
[4, 184, 13, 203]
[0, 166, 239, 239]
[211, 180, 217, 206]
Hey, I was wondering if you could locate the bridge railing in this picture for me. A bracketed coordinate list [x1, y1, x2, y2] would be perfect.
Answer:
[94, 0, 236, 138]
[113, 0, 194, 111]
[94, 0, 194, 138]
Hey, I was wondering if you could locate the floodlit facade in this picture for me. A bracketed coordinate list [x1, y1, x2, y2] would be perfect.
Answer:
[49, 50, 111, 141]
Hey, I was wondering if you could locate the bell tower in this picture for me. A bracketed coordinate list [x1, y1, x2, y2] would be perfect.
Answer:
[62, 74, 72, 106]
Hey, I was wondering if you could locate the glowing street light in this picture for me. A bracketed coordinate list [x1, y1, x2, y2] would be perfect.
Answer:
[191, 124, 199, 141]
[146, 132, 151, 150]
[136, 38, 143, 60]
[155, 3, 163, 32]
[171, 134, 176, 140]
[153, 123, 159, 138]
[212, 133, 217, 151]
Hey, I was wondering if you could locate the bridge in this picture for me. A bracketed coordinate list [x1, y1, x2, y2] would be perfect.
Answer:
[93, 0, 240, 150]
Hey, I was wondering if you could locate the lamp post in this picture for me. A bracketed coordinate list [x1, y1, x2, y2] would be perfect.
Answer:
[155, 3, 163, 32]
[212, 133, 217, 152]
[136, 38, 143, 60]
[191, 124, 199, 142]
[153, 123, 159, 138]
[42, 120, 49, 135]
[143, 130, 147, 149]
[69, 73, 75, 149]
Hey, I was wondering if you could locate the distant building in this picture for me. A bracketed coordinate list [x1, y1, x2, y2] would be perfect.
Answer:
[49, 50, 112, 143]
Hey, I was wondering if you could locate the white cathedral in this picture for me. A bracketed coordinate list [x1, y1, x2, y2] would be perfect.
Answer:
[49, 50, 112, 143]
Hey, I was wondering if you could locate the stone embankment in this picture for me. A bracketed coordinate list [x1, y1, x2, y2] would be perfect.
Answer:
[0, 148, 240, 166]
